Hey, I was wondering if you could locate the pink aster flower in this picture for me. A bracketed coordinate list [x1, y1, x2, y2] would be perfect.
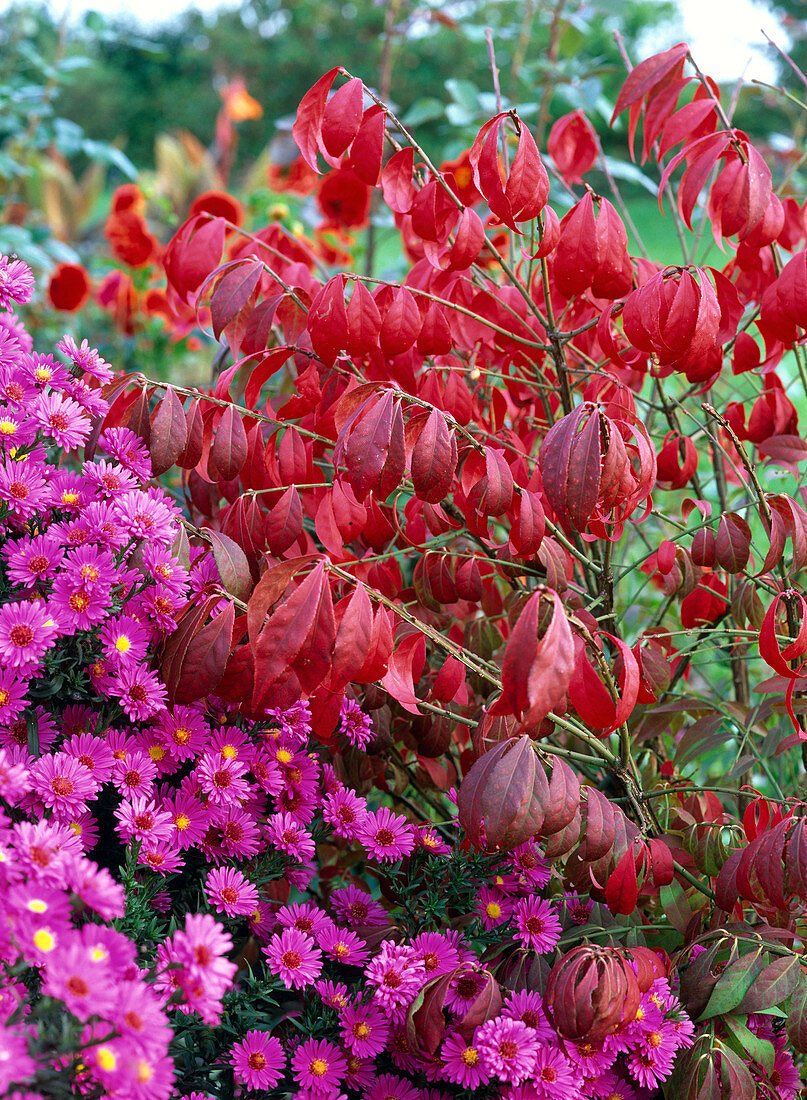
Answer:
[320, 924, 369, 966]
[56, 335, 112, 382]
[156, 706, 209, 761]
[315, 979, 351, 1011]
[112, 751, 157, 799]
[414, 824, 450, 856]
[360, 806, 416, 862]
[625, 1029, 677, 1088]
[50, 574, 110, 634]
[114, 796, 174, 844]
[444, 967, 494, 1016]
[340, 1002, 390, 1056]
[476, 1016, 539, 1085]
[169, 911, 237, 992]
[138, 840, 184, 875]
[42, 939, 116, 1021]
[322, 786, 369, 839]
[0, 457, 49, 520]
[99, 426, 152, 479]
[196, 753, 250, 806]
[367, 1073, 422, 1100]
[264, 928, 322, 990]
[266, 810, 315, 861]
[509, 840, 551, 888]
[163, 790, 210, 850]
[339, 697, 374, 749]
[502, 990, 554, 1041]
[113, 488, 177, 542]
[331, 885, 388, 930]
[205, 867, 259, 917]
[365, 940, 426, 1011]
[292, 1038, 346, 1094]
[411, 931, 462, 979]
[0, 600, 58, 672]
[0, 745, 27, 803]
[0, 668, 28, 724]
[529, 1044, 580, 1098]
[440, 1030, 490, 1089]
[32, 390, 90, 450]
[2, 532, 64, 589]
[277, 900, 334, 938]
[514, 896, 562, 954]
[213, 806, 262, 859]
[30, 751, 98, 816]
[475, 886, 513, 930]
[0, 255, 35, 309]
[231, 1030, 285, 1090]
[107, 665, 168, 721]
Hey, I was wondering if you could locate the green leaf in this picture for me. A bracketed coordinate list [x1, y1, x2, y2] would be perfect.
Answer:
[723, 1015, 775, 1075]
[698, 949, 768, 1020]
[738, 954, 802, 1014]
[401, 98, 446, 127]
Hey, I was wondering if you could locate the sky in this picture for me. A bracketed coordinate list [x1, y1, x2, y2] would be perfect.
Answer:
[19, 0, 791, 85]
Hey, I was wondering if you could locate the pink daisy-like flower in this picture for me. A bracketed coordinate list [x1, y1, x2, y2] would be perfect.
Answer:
[440, 1030, 490, 1089]
[0, 255, 35, 309]
[625, 1029, 677, 1089]
[2, 532, 64, 589]
[32, 390, 91, 450]
[42, 939, 116, 1021]
[99, 426, 152, 479]
[205, 867, 259, 917]
[56, 335, 112, 382]
[514, 896, 562, 954]
[365, 940, 426, 1011]
[339, 697, 374, 749]
[157, 706, 209, 761]
[169, 911, 237, 993]
[509, 840, 551, 888]
[266, 810, 315, 861]
[163, 790, 210, 850]
[30, 751, 98, 816]
[112, 750, 157, 799]
[196, 753, 250, 806]
[0, 745, 27, 803]
[82, 456, 138, 498]
[502, 991, 554, 1041]
[0, 668, 27, 724]
[98, 614, 151, 667]
[277, 900, 334, 938]
[366, 1073, 422, 1100]
[50, 574, 110, 634]
[330, 884, 388, 927]
[414, 825, 450, 856]
[411, 931, 462, 978]
[231, 1030, 285, 1090]
[138, 840, 184, 876]
[114, 796, 174, 844]
[565, 1037, 616, 1078]
[0, 457, 49, 520]
[292, 1038, 346, 1093]
[360, 806, 416, 863]
[114, 488, 177, 543]
[444, 967, 494, 1016]
[320, 924, 369, 966]
[315, 979, 351, 1011]
[322, 786, 368, 839]
[264, 927, 322, 990]
[340, 1002, 390, 1057]
[108, 665, 168, 721]
[0, 600, 58, 671]
[213, 806, 262, 859]
[476, 1016, 539, 1085]
[475, 886, 513, 930]
[528, 1043, 580, 1098]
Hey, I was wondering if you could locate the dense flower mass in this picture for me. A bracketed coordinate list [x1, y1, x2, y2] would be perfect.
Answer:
[5, 25, 807, 1097]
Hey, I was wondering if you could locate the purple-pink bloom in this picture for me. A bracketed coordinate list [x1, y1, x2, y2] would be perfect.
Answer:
[360, 806, 416, 862]
[231, 1030, 285, 1090]
[475, 1016, 539, 1085]
[514, 896, 562, 954]
[291, 1038, 346, 1093]
[264, 928, 322, 990]
[0, 600, 58, 672]
[0, 256, 35, 309]
[205, 867, 260, 917]
[440, 1030, 490, 1088]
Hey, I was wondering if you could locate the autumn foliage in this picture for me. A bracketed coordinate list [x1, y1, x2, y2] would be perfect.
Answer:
[72, 38, 807, 1095]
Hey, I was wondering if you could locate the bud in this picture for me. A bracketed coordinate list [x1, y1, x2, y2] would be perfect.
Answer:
[544, 945, 641, 1043]
[457, 736, 548, 852]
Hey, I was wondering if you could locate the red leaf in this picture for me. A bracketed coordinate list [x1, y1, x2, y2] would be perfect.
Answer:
[320, 76, 364, 158]
[348, 104, 386, 185]
[759, 591, 807, 678]
[411, 408, 456, 503]
[605, 844, 640, 915]
[252, 562, 327, 712]
[244, 347, 294, 410]
[715, 512, 752, 574]
[209, 403, 248, 482]
[539, 403, 602, 531]
[308, 275, 348, 363]
[381, 147, 416, 214]
[377, 285, 422, 355]
[174, 601, 235, 704]
[611, 42, 689, 124]
[149, 387, 187, 476]
[331, 583, 374, 690]
[265, 486, 304, 555]
[204, 527, 253, 602]
[177, 398, 204, 469]
[510, 490, 545, 557]
[163, 215, 226, 305]
[381, 630, 426, 713]
[477, 447, 514, 517]
[292, 67, 339, 171]
[547, 110, 598, 185]
[210, 260, 263, 341]
[500, 588, 575, 725]
[346, 279, 382, 356]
